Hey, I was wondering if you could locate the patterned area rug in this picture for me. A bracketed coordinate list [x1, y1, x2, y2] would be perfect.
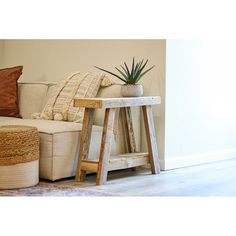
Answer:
[0, 182, 117, 197]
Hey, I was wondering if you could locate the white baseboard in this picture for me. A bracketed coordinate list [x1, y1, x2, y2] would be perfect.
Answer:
[159, 148, 236, 170]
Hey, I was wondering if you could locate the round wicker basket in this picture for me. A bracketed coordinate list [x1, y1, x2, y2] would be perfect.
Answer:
[0, 125, 39, 189]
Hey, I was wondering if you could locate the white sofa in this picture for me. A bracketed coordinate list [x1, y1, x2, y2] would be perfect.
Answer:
[0, 81, 140, 181]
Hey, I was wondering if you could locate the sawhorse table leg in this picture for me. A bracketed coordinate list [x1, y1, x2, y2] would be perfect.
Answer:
[75, 108, 95, 181]
[96, 108, 116, 185]
[142, 105, 160, 174]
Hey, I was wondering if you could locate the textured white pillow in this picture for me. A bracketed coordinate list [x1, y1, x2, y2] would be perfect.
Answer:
[38, 72, 113, 122]
[39, 72, 79, 120]
[52, 73, 83, 121]
[67, 73, 106, 122]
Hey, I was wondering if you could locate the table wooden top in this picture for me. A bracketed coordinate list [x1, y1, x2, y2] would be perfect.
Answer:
[74, 96, 161, 109]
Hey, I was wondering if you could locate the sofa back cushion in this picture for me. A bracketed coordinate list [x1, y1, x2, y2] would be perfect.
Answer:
[18, 82, 56, 119]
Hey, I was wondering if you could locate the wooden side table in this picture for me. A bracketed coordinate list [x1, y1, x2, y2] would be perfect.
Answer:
[74, 96, 161, 185]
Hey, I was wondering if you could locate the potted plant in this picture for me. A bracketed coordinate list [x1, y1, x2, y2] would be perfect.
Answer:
[95, 57, 155, 97]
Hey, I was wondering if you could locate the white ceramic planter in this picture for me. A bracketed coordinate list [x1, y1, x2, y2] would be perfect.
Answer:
[121, 84, 144, 97]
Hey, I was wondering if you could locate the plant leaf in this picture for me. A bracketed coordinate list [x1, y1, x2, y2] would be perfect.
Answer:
[133, 61, 141, 76]
[124, 62, 131, 80]
[136, 65, 155, 83]
[139, 59, 149, 73]
[133, 59, 149, 82]
[94, 66, 127, 83]
[133, 60, 143, 82]
[115, 67, 127, 81]
[134, 59, 144, 77]
[130, 57, 135, 80]
[120, 65, 129, 77]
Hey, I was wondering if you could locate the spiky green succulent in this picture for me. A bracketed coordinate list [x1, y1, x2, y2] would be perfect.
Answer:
[95, 57, 155, 84]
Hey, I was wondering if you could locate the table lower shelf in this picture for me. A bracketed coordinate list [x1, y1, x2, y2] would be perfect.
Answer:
[80, 152, 149, 172]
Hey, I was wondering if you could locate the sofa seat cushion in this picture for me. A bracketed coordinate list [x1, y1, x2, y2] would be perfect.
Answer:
[0, 117, 121, 180]
[0, 116, 101, 134]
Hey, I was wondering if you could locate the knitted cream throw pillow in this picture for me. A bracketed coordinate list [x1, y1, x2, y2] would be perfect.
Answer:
[37, 72, 113, 122]
[39, 72, 80, 120]
[52, 73, 84, 121]
[67, 73, 106, 122]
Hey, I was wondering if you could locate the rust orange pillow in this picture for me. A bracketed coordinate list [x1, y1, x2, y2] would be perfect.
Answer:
[0, 66, 23, 117]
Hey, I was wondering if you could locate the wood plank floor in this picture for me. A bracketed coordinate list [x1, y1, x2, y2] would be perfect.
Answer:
[42, 158, 236, 196]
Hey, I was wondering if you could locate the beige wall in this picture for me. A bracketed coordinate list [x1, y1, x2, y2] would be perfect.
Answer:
[2, 39, 166, 166]
[0, 40, 4, 67]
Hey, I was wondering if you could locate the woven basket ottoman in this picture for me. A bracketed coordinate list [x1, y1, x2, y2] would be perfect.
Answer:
[0, 125, 39, 189]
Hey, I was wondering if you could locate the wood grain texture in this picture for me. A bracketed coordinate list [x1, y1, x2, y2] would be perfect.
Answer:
[120, 108, 130, 152]
[96, 108, 116, 185]
[75, 108, 95, 181]
[108, 153, 149, 171]
[142, 105, 160, 174]
[74, 97, 161, 185]
[74, 96, 161, 109]
[80, 160, 99, 172]
[123, 107, 137, 153]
